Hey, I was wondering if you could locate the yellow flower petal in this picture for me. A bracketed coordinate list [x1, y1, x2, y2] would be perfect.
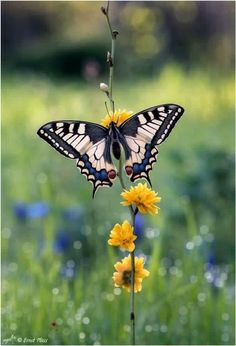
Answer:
[121, 183, 161, 215]
[127, 242, 135, 252]
[112, 255, 150, 293]
[101, 109, 133, 128]
[108, 220, 137, 252]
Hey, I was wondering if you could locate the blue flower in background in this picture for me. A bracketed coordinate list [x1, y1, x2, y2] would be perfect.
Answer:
[206, 252, 216, 270]
[63, 206, 83, 222]
[27, 202, 50, 218]
[54, 230, 70, 252]
[134, 213, 144, 240]
[60, 261, 76, 279]
[14, 202, 28, 221]
[204, 251, 227, 292]
[14, 201, 50, 220]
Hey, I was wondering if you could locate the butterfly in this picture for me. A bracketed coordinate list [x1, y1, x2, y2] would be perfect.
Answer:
[37, 104, 184, 196]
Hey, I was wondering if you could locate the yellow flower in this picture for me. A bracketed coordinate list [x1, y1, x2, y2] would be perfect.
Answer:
[101, 109, 133, 128]
[108, 220, 137, 252]
[121, 183, 161, 215]
[112, 255, 150, 293]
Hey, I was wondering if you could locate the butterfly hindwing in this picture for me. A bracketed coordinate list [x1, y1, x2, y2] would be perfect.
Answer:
[119, 104, 184, 183]
[123, 140, 159, 184]
[37, 121, 117, 196]
[76, 136, 117, 196]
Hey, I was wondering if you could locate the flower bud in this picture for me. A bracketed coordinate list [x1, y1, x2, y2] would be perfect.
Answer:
[113, 30, 119, 38]
[99, 83, 109, 93]
[101, 6, 107, 15]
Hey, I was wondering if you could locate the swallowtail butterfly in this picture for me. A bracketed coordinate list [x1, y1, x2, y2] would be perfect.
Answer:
[37, 104, 184, 196]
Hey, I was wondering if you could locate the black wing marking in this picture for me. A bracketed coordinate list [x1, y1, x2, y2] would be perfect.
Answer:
[119, 104, 184, 183]
[37, 121, 117, 196]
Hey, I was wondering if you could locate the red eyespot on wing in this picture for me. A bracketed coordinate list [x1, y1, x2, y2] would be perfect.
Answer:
[108, 170, 116, 180]
[125, 166, 133, 176]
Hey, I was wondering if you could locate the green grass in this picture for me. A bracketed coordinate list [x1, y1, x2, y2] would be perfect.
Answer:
[2, 65, 235, 345]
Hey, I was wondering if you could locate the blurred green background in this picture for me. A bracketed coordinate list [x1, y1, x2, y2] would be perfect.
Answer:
[2, 1, 235, 345]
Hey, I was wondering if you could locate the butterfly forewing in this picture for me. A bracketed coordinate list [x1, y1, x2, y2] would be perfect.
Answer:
[119, 104, 184, 182]
[37, 121, 117, 196]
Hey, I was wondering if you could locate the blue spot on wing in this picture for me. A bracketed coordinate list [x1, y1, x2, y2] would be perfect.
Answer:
[133, 163, 140, 174]
[139, 164, 145, 171]
[100, 169, 108, 180]
[94, 170, 108, 181]
[143, 158, 148, 165]
[85, 161, 91, 169]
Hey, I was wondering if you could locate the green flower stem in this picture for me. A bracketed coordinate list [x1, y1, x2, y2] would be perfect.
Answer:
[118, 155, 134, 216]
[118, 154, 126, 190]
[130, 250, 135, 345]
[102, 2, 117, 113]
[118, 156, 136, 345]
[109, 38, 115, 113]
[102, 3, 135, 344]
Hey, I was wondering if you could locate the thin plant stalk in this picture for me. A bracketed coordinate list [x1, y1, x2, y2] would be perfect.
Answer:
[102, 2, 117, 113]
[118, 156, 136, 346]
[130, 250, 135, 345]
[101, 3, 136, 344]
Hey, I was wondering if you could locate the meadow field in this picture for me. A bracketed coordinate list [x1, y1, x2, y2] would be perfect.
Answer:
[2, 64, 235, 345]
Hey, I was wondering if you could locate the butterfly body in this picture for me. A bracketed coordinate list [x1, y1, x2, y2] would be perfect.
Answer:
[109, 122, 122, 160]
[37, 104, 184, 196]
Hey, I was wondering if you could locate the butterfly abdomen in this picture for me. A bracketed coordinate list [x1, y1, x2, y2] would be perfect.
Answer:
[109, 122, 122, 160]
[112, 141, 121, 160]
